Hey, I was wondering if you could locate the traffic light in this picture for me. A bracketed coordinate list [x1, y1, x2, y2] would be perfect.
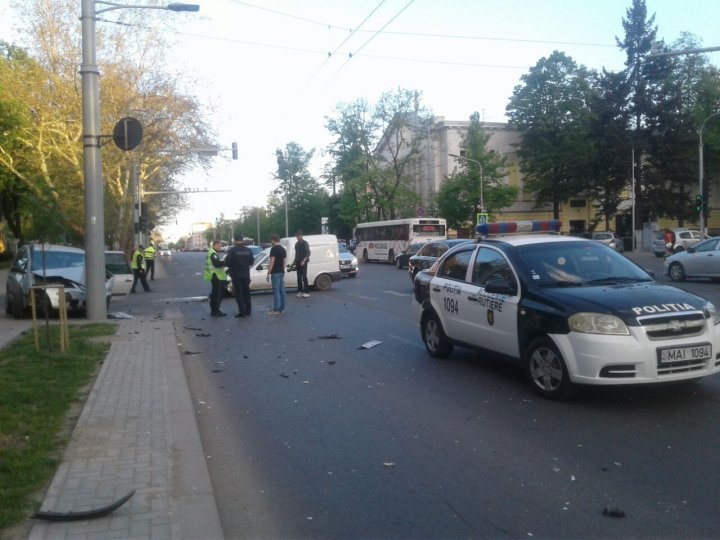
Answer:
[139, 214, 147, 229]
[695, 194, 704, 213]
[231, 141, 238, 160]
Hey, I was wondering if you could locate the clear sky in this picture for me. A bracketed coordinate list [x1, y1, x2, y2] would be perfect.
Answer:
[1, 0, 719, 241]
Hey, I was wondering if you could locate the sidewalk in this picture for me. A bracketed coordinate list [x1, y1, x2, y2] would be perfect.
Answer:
[0, 312, 223, 539]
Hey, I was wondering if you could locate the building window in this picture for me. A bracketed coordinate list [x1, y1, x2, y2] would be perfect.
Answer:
[569, 199, 586, 208]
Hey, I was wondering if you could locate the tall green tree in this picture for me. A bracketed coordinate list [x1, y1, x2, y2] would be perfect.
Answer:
[274, 142, 327, 235]
[436, 112, 516, 230]
[506, 51, 597, 219]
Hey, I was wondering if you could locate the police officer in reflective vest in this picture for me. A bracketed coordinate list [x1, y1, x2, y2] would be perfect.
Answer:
[204, 240, 227, 317]
[143, 243, 156, 280]
[130, 244, 152, 293]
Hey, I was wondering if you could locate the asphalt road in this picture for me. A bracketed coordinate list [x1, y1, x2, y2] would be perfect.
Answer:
[117, 251, 720, 539]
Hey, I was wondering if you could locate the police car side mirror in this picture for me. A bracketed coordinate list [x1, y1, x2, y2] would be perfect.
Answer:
[256, 264, 264, 271]
[485, 277, 517, 295]
[687, 246, 696, 254]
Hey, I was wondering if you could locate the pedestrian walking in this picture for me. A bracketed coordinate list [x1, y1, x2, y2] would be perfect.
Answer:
[130, 244, 152, 293]
[143, 242, 156, 280]
[293, 230, 311, 298]
[204, 240, 228, 317]
[224, 235, 254, 317]
[266, 234, 286, 314]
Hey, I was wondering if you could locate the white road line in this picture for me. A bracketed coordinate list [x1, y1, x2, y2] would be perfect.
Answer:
[386, 334, 426, 349]
[382, 290, 411, 297]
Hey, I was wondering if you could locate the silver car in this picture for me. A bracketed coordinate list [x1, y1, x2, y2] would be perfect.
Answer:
[664, 237, 720, 281]
[6, 243, 113, 318]
[591, 231, 624, 252]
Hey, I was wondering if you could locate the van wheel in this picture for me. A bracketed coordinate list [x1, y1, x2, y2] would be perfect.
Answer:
[388, 250, 395, 264]
[421, 312, 453, 358]
[524, 337, 577, 400]
[363, 249, 369, 263]
[314, 274, 332, 291]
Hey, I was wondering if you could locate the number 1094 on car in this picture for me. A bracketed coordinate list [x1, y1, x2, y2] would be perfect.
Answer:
[658, 344, 711, 364]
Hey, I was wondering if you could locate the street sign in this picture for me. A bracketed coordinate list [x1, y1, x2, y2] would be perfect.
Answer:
[477, 213, 489, 225]
[112, 117, 143, 151]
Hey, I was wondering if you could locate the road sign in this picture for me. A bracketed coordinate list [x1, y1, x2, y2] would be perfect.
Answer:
[477, 213, 489, 225]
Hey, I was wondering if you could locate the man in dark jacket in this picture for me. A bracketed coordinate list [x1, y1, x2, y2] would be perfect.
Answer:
[293, 230, 311, 298]
[224, 235, 255, 317]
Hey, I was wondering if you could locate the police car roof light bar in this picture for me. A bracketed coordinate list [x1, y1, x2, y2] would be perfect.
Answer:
[476, 220, 562, 236]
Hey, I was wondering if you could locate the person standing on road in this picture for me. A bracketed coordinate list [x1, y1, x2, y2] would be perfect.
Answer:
[293, 230, 311, 298]
[204, 240, 228, 317]
[266, 234, 286, 314]
[224, 235, 254, 317]
[130, 244, 152, 293]
[143, 243, 156, 280]
[664, 228, 675, 257]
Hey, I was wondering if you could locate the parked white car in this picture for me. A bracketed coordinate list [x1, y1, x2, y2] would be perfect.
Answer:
[105, 250, 133, 295]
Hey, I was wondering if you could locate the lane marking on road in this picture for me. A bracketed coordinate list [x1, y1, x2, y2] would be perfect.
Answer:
[387, 334, 426, 349]
[162, 296, 208, 303]
[382, 290, 411, 297]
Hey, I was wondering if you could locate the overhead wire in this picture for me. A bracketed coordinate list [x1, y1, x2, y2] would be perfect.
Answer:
[304, 0, 388, 88]
[327, 0, 417, 81]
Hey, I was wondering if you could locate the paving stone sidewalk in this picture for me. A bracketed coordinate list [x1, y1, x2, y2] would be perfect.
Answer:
[26, 318, 223, 540]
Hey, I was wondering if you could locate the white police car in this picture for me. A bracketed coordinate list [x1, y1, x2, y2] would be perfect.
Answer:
[413, 221, 720, 399]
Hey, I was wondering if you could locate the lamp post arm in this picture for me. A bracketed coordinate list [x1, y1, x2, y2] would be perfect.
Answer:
[95, 1, 199, 15]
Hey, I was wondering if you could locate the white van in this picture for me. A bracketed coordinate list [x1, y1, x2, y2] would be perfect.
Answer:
[244, 234, 342, 292]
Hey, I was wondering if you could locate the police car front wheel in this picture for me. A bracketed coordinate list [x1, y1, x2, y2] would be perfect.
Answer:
[421, 312, 453, 358]
[525, 337, 577, 400]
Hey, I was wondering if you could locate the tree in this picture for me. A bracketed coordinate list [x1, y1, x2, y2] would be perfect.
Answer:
[436, 112, 516, 230]
[273, 142, 327, 235]
[324, 88, 432, 226]
[2, 0, 215, 251]
[506, 51, 597, 219]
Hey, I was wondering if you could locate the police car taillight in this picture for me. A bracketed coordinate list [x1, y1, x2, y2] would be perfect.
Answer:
[476, 220, 562, 236]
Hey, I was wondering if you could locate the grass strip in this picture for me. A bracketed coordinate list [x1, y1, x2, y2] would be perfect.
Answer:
[0, 323, 116, 532]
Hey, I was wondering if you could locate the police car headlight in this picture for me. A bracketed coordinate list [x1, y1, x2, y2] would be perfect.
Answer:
[568, 313, 630, 335]
[705, 301, 720, 325]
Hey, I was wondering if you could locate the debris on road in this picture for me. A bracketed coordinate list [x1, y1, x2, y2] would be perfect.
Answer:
[602, 506, 626, 518]
[359, 340, 382, 349]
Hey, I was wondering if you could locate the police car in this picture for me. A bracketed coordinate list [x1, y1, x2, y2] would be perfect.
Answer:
[413, 220, 720, 399]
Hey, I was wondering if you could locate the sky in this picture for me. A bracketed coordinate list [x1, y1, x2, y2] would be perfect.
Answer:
[1, 0, 719, 241]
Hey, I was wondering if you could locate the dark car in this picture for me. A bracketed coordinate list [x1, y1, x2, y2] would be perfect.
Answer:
[408, 239, 473, 282]
[395, 242, 425, 270]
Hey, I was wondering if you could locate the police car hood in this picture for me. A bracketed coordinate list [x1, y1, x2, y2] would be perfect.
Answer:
[539, 282, 707, 323]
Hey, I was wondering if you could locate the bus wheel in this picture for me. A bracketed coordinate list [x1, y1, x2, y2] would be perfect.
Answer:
[363, 249, 369, 263]
[388, 250, 395, 264]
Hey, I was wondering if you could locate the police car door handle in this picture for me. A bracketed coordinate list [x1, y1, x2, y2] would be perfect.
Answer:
[468, 296, 478, 302]
[432, 286, 441, 292]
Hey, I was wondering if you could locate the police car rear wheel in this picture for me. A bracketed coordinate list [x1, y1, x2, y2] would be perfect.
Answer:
[668, 262, 686, 282]
[422, 312, 453, 358]
[525, 337, 576, 400]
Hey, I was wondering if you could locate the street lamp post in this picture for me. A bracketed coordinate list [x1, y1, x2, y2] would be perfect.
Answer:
[699, 111, 720, 237]
[448, 153, 484, 213]
[80, 1, 199, 320]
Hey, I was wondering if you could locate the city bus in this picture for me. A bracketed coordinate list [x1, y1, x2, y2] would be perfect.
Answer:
[354, 217, 447, 263]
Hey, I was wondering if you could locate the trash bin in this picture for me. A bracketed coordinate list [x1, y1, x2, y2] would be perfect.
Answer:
[623, 237, 633, 251]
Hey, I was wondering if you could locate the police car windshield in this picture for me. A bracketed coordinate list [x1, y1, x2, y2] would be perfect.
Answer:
[516, 241, 651, 286]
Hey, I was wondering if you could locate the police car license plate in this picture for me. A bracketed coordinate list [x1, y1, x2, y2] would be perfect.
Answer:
[657, 343, 711, 364]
